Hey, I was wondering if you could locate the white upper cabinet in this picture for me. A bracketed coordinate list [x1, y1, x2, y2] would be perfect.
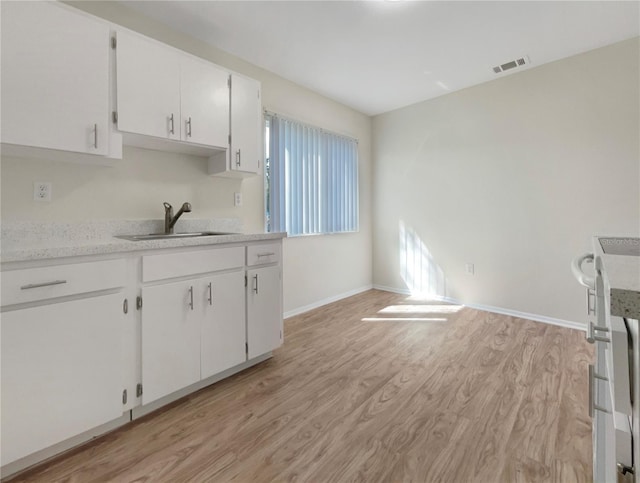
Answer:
[1, 3, 259, 164]
[1, 1, 111, 155]
[115, 30, 229, 151]
[208, 74, 262, 177]
[231, 74, 262, 174]
[116, 32, 180, 139]
[116, 30, 181, 141]
[180, 57, 230, 148]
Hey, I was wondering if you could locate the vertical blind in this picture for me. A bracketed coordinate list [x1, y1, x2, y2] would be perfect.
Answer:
[266, 112, 359, 236]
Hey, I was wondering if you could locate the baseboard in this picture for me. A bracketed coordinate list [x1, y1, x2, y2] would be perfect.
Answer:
[372, 284, 586, 332]
[460, 300, 586, 331]
[284, 284, 373, 319]
[371, 284, 412, 296]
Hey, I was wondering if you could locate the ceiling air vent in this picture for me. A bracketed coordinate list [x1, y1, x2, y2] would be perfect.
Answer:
[492, 56, 530, 74]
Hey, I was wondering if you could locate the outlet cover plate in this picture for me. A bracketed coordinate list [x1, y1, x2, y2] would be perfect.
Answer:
[34, 182, 52, 202]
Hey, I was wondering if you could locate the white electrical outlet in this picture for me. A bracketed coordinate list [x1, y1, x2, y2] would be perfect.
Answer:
[465, 263, 475, 275]
[234, 192, 243, 207]
[33, 182, 52, 202]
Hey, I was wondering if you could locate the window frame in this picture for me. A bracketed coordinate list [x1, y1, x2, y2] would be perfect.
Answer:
[264, 112, 359, 237]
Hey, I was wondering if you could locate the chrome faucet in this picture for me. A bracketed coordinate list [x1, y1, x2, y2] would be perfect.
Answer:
[163, 201, 192, 234]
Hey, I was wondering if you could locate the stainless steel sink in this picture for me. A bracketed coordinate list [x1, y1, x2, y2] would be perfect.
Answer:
[115, 232, 236, 241]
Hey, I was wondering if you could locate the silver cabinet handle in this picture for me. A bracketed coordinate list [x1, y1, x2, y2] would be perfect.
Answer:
[586, 320, 610, 344]
[188, 285, 193, 310]
[186, 117, 192, 137]
[257, 252, 275, 258]
[588, 364, 610, 418]
[253, 274, 258, 294]
[21, 280, 67, 290]
[94, 123, 98, 149]
[586, 288, 596, 316]
[169, 113, 175, 135]
[236, 149, 241, 167]
[207, 282, 212, 306]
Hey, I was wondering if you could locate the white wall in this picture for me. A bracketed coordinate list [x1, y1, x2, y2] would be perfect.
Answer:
[0, 1, 373, 315]
[372, 37, 640, 325]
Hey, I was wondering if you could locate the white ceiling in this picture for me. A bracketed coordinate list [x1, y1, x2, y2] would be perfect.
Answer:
[122, 1, 639, 116]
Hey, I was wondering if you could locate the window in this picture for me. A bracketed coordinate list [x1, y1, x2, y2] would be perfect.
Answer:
[265, 112, 359, 236]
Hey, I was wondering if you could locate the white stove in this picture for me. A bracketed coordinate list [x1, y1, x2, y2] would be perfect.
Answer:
[572, 237, 639, 482]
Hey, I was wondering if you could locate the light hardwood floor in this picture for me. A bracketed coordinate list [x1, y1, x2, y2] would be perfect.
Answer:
[7, 289, 594, 482]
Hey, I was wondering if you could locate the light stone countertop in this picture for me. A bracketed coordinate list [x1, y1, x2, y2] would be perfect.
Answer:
[0, 220, 286, 264]
[595, 237, 640, 320]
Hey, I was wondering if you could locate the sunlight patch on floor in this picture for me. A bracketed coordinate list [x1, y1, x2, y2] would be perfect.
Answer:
[362, 317, 448, 322]
[378, 304, 463, 314]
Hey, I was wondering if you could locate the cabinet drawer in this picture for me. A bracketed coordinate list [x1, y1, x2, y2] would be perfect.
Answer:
[1, 259, 126, 307]
[247, 243, 281, 267]
[143, 246, 244, 282]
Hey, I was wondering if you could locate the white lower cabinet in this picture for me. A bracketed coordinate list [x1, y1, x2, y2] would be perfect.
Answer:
[0, 238, 284, 476]
[141, 270, 247, 405]
[1, 293, 124, 466]
[247, 265, 283, 359]
[201, 271, 246, 379]
[141, 279, 202, 405]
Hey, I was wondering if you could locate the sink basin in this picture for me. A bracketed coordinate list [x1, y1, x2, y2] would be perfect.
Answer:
[115, 232, 236, 241]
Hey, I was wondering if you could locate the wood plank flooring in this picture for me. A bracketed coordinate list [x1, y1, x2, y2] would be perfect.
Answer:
[7, 289, 594, 482]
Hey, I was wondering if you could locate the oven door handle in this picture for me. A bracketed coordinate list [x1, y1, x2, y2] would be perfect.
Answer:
[571, 252, 595, 289]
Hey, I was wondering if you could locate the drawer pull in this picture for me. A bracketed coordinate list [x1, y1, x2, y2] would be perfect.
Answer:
[253, 274, 259, 294]
[20, 280, 67, 290]
[586, 320, 610, 344]
[188, 286, 194, 310]
[588, 364, 610, 418]
[257, 253, 275, 258]
[207, 282, 213, 306]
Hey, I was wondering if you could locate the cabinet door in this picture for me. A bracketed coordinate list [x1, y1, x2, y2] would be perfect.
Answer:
[247, 265, 283, 359]
[1, 294, 123, 466]
[230, 74, 262, 174]
[141, 279, 200, 405]
[181, 57, 229, 148]
[116, 30, 181, 140]
[201, 271, 246, 379]
[1, 1, 110, 154]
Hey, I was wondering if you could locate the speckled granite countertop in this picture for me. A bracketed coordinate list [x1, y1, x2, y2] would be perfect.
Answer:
[595, 237, 640, 320]
[0, 220, 286, 264]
